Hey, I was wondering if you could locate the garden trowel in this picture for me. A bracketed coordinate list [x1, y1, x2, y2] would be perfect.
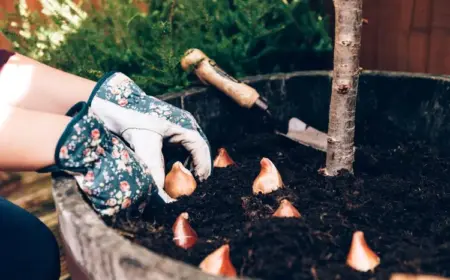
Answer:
[180, 48, 328, 152]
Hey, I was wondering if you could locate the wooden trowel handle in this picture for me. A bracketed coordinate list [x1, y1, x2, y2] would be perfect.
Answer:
[181, 48, 260, 108]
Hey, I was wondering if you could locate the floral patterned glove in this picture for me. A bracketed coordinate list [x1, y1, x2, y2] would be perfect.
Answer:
[39, 101, 156, 216]
[88, 72, 212, 203]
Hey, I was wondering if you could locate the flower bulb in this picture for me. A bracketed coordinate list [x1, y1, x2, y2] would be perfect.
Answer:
[272, 199, 301, 218]
[164, 161, 197, 199]
[346, 231, 380, 272]
[199, 244, 237, 277]
[172, 212, 198, 250]
[213, 148, 235, 168]
[252, 157, 284, 194]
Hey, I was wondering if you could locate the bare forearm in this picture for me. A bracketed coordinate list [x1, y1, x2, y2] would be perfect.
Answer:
[0, 104, 70, 171]
[0, 53, 95, 115]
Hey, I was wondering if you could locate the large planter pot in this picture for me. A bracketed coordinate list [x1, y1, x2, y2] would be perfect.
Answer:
[52, 70, 450, 280]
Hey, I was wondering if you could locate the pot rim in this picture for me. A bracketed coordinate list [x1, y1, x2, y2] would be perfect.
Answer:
[158, 69, 450, 102]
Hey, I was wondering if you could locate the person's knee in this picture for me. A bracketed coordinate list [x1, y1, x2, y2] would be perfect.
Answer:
[0, 197, 60, 280]
[28, 215, 61, 280]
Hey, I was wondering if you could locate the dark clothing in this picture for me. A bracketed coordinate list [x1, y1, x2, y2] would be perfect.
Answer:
[0, 49, 15, 71]
[0, 197, 61, 280]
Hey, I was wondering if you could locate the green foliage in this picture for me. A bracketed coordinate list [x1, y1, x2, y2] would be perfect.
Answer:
[2, 0, 332, 96]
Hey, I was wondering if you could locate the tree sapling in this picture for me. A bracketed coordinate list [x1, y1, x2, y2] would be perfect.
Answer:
[324, 0, 363, 176]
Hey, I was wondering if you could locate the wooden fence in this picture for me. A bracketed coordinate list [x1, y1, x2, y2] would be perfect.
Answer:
[359, 0, 450, 75]
[1, 0, 450, 75]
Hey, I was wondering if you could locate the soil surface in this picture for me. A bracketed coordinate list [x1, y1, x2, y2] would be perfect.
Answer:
[110, 132, 450, 280]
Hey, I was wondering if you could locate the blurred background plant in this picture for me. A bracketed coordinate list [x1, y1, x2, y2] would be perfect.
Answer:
[1, 0, 332, 95]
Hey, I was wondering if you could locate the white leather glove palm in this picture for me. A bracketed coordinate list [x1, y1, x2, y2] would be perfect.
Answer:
[88, 72, 212, 202]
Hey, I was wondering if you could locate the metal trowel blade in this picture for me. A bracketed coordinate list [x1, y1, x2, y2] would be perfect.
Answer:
[275, 118, 328, 152]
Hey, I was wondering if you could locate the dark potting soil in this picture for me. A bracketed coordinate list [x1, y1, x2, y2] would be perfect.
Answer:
[110, 132, 450, 280]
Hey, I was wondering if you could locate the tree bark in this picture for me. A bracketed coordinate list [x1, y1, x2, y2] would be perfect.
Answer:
[324, 0, 363, 176]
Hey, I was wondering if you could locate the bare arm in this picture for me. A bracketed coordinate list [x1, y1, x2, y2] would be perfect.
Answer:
[0, 52, 95, 115]
[0, 103, 70, 171]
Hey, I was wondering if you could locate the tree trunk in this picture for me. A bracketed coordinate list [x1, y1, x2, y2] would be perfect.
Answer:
[324, 0, 363, 176]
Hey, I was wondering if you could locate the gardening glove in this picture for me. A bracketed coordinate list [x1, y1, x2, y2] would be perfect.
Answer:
[88, 72, 212, 203]
[38, 101, 157, 217]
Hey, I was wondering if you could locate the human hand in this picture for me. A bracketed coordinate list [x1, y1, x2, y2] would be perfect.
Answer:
[88, 72, 212, 202]
[41, 101, 157, 216]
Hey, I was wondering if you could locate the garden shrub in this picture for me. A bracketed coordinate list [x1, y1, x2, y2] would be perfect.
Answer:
[1, 0, 332, 96]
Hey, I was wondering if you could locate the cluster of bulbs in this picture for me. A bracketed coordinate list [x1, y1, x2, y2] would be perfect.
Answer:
[164, 148, 395, 278]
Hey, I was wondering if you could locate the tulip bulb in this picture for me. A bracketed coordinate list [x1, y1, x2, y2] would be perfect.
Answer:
[346, 231, 380, 272]
[273, 199, 301, 218]
[164, 161, 197, 199]
[199, 244, 237, 277]
[252, 157, 284, 194]
[172, 212, 198, 250]
[213, 148, 236, 168]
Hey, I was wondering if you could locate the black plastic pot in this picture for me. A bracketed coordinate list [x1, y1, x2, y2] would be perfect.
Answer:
[52, 70, 450, 280]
